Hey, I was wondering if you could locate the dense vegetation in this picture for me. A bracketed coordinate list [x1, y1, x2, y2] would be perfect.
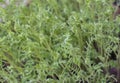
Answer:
[0, 0, 120, 83]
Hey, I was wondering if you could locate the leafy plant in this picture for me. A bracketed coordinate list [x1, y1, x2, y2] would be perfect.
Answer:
[0, 0, 119, 83]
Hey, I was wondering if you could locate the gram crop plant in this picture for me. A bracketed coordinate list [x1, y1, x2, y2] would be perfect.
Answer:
[0, 0, 119, 83]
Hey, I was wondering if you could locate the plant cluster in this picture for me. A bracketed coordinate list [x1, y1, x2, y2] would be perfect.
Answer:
[0, 0, 119, 83]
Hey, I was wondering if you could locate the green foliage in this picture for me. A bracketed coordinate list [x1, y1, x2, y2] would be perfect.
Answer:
[0, 0, 119, 83]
